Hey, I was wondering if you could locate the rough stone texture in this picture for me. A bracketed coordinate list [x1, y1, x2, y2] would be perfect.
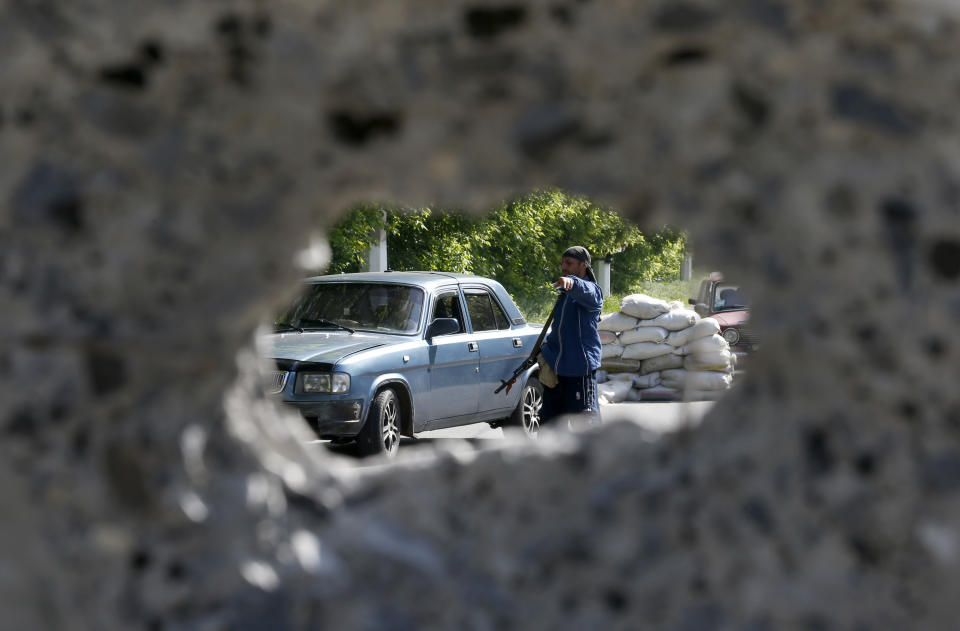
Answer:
[4, 0, 960, 628]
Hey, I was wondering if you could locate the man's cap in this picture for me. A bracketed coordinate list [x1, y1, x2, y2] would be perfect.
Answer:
[562, 246, 598, 285]
[562, 246, 592, 266]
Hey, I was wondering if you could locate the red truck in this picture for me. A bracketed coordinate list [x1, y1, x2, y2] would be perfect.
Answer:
[689, 273, 758, 355]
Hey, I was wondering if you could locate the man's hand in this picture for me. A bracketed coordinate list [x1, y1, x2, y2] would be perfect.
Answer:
[553, 276, 574, 291]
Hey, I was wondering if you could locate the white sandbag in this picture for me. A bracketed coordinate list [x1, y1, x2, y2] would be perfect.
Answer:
[635, 385, 680, 401]
[601, 343, 624, 359]
[684, 371, 733, 391]
[598, 311, 640, 332]
[635, 309, 700, 332]
[610, 372, 660, 388]
[619, 326, 669, 345]
[626, 388, 646, 402]
[622, 341, 676, 360]
[679, 334, 729, 356]
[599, 330, 619, 345]
[640, 353, 684, 375]
[598, 379, 632, 404]
[663, 369, 731, 391]
[619, 294, 670, 320]
[608, 371, 660, 389]
[683, 349, 733, 372]
[660, 368, 688, 390]
[667, 300, 685, 310]
[683, 357, 733, 373]
[665, 317, 721, 348]
[632, 372, 661, 389]
[600, 358, 642, 373]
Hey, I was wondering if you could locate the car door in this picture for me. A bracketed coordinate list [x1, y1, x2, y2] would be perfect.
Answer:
[423, 286, 480, 427]
[462, 286, 523, 416]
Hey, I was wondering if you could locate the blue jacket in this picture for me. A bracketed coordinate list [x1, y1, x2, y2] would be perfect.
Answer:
[539, 276, 603, 377]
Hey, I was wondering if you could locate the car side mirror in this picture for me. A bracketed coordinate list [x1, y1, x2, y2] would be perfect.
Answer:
[692, 303, 708, 317]
[688, 298, 696, 305]
[426, 318, 461, 339]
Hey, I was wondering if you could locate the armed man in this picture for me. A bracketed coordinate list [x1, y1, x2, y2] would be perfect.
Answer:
[537, 246, 604, 426]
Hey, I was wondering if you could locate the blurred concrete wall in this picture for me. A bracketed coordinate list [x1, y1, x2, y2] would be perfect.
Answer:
[3, 1, 960, 629]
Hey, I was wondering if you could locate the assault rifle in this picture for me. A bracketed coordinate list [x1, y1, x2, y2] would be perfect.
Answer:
[494, 294, 560, 396]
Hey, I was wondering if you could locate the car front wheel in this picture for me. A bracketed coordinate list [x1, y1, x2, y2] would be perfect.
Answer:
[508, 376, 543, 438]
[356, 388, 402, 458]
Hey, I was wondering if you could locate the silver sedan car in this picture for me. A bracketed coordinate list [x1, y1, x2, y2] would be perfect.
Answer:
[259, 272, 545, 456]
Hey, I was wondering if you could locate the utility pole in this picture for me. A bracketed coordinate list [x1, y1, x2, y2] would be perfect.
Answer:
[597, 254, 612, 296]
[366, 209, 388, 272]
[681, 253, 693, 280]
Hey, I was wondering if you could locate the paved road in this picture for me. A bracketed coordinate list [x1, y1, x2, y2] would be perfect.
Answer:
[320, 401, 717, 471]
[412, 400, 715, 442]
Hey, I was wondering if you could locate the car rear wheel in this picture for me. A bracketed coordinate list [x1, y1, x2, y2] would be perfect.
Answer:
[508, 377, 543, 438]
[356, 388, 401, 458]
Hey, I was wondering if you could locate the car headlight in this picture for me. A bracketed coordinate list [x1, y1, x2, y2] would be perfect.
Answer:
[298, 372, 351, 394]
[722, 327, 740, 345]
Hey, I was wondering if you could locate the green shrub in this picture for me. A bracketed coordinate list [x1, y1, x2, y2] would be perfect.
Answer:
[325, 190, 691, 313]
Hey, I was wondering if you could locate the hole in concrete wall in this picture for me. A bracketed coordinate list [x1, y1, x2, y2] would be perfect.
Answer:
[244, 195, 747, 469]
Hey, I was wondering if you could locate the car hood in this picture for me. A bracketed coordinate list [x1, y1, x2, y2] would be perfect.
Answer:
[258, 332, 400, 363]
[710, 310, 749, 327]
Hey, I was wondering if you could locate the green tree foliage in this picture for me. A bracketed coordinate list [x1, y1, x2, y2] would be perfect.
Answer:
[610, 228, 688, 293]
[325, 190, 686, 315]
[479, 189, 644, 312]
[386, 209, 489, 274]
[326, 204, 385, 274]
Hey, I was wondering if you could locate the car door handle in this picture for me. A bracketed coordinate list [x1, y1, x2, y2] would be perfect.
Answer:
[513, 338, 523, 348]
[468, 342, 479, 352]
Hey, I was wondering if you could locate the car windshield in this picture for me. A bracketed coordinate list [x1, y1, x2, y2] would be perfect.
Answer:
[278, 282, 425, 335]
[714, 284, 749, 311]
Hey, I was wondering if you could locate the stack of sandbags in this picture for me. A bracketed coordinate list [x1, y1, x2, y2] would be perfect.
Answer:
[597, 293, 736, 402]
[598, 372, 662, 404]
[597, 375, 632, 404]
[597, 311, 640, 373]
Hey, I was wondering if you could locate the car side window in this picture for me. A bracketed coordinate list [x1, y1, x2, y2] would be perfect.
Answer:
[491, 297, 510, 329]
[431, 291, 465, 335]
[465, 290, 510, 332]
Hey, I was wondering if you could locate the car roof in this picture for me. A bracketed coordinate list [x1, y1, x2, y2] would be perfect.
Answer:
[303, 271, 494, 291]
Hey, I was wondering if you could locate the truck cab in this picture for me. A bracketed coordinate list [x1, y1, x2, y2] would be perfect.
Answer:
[689, 272, 758, 355]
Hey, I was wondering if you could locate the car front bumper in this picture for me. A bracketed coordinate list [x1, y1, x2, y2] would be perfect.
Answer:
[284, 398, 367, 439]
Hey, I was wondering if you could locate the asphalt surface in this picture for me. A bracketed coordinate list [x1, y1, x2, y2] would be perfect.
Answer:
[320, 400, 717, 465]
[416, 400, 716, 441]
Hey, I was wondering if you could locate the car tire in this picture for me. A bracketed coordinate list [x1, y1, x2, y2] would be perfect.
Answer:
[356, 388, 402, 458]
[508, 376, 544, 438]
